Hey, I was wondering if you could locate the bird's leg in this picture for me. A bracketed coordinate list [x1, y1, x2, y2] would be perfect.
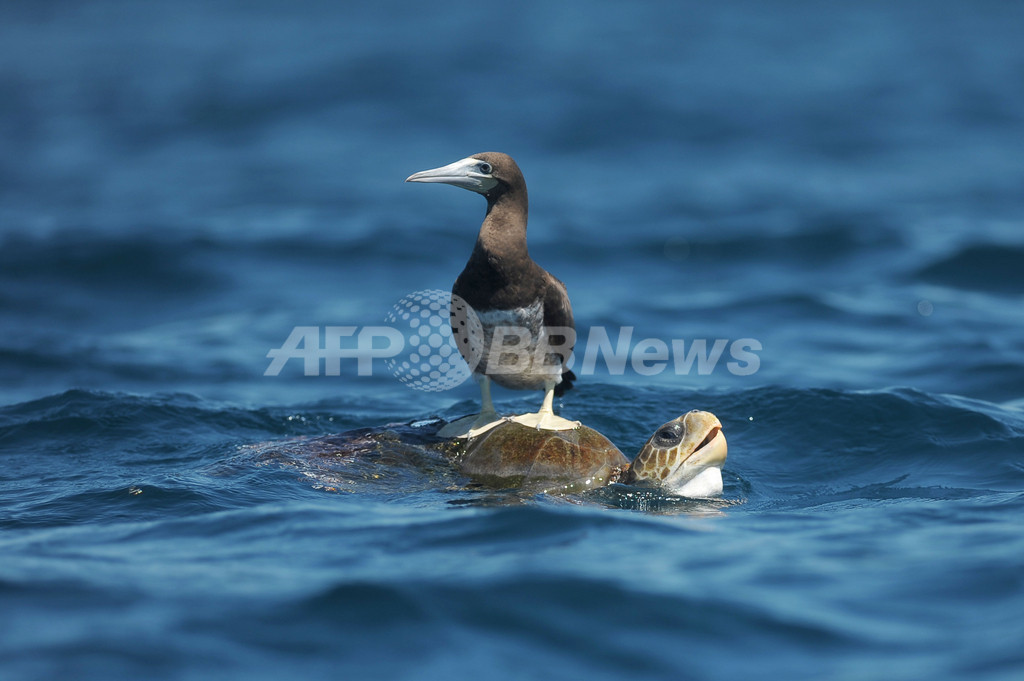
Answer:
[437, 374, 504, 438]
[537, 383, 555, 416]
[477, 374, 497, 422]
[509, 379, 580, 431]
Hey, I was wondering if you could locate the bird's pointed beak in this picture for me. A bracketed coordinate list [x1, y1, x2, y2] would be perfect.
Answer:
[406, 157, 498, 194]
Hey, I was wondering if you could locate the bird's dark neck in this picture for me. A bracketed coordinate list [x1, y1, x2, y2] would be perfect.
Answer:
[469, 189, 530, 272]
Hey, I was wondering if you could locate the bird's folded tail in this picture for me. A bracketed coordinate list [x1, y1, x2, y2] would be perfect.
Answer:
[553, 369, 576, 397]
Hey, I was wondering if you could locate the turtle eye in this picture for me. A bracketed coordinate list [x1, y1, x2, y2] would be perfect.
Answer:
[478, 162, 493, 174]
[654, 424, 682, 445]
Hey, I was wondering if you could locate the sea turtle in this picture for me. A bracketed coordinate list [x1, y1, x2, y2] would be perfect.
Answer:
[247, 409, 727, 498]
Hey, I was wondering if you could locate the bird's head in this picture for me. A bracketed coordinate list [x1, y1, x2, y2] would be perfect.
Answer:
[406, 152, 525, 203]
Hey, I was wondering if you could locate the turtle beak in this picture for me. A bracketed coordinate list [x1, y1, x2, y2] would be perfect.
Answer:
[683, 418, 727, 469]
[406, 157, 498, 194]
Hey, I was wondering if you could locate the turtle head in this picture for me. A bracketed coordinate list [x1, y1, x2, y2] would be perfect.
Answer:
[624, 410, 727, 497]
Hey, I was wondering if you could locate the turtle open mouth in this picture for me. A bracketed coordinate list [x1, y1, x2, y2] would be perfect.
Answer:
[694, 426, 722, 454]
[684, 425, 726, 469]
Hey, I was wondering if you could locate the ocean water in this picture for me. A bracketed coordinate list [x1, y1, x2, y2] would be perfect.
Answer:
[2, 1, 1024, 679]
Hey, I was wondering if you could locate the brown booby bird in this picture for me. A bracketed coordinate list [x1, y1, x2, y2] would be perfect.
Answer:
[406, 152, 578, 436]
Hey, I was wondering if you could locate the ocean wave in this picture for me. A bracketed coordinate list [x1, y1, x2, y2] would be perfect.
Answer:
[0, 232, 225, 298]
[5, 385, 1020, 510]
[917, 244, 1024, 294]
[2, 384, 1023, 681]
[717, 386, 1024, 500]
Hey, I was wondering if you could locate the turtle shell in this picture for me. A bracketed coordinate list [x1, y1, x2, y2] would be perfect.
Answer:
[446, 421, 630, 490]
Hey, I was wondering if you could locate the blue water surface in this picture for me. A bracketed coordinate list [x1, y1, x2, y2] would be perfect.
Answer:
[2, 1, 1024, 679]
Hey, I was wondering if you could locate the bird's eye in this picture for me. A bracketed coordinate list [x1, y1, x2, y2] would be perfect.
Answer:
[478, 162, 492, 174]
